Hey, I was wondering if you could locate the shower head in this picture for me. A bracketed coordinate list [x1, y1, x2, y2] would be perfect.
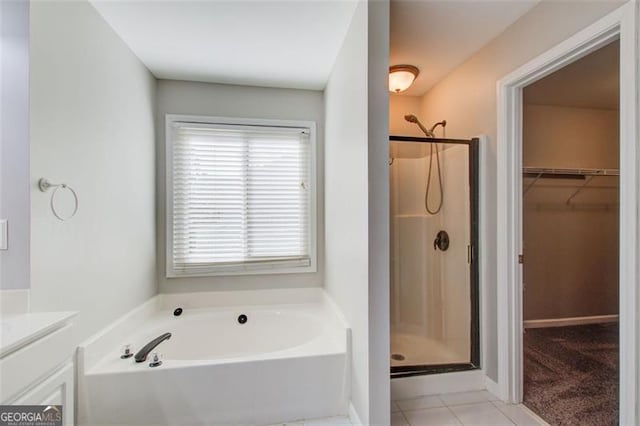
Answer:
[404, 115, 447, 138]
[404, 114, 433, 137]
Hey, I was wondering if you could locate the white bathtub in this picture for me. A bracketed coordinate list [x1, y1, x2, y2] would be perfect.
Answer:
[78, 289, 350, 425]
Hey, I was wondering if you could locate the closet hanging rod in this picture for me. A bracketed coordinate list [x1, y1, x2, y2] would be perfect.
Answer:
[523, 167, 619, 176]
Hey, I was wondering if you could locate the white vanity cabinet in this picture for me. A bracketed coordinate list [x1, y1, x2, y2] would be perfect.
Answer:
[13, 362, 74, 413]
[0, 312, 76, 425]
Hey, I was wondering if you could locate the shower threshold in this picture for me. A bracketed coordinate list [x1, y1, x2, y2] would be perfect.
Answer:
[391, 362, 479, 378]
[390, 333, 479, 378]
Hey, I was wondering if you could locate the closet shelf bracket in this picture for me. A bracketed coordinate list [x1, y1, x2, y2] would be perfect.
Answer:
[566, 175, 595, 205]
[523, 172, 543, 195]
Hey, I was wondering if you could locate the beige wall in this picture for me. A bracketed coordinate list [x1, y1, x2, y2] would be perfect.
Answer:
[523, 105, 618, 169]
[523, 105, 619, 320]
[396, 0, 624, 380]
[389, 94, 422, 136]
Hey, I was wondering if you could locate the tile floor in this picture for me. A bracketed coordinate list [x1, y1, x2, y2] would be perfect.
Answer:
[392, 390, 548, 426]
[273, 390, 547, 426]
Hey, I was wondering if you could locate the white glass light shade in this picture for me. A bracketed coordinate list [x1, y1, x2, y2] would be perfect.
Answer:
[389, 65, 419, 93]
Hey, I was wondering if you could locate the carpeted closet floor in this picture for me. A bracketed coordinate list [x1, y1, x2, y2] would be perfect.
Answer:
[523, 323, 618, 425]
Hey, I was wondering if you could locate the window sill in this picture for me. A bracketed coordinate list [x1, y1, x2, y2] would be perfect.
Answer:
[166, 264, 317, 278]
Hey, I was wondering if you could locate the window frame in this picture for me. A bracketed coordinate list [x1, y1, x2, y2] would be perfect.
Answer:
[165, 114, 317, 278]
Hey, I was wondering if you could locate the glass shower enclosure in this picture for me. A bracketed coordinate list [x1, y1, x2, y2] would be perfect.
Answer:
[389, 136, 479, 377]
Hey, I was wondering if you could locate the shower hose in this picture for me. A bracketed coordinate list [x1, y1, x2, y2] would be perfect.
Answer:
[425, 133, 444, 215]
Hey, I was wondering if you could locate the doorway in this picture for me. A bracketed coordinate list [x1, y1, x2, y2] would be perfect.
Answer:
[521, 40, 619, 424]
[496, 3, 638, 424]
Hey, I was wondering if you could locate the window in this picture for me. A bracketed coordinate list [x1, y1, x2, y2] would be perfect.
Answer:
[166, 115, 316, 277]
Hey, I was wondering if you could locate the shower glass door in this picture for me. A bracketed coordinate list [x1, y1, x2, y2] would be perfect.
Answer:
[389, 136, 479, 377]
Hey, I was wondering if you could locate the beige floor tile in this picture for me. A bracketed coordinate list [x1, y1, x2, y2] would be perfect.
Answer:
[439, 390, 497, 407]
[404, 407, 461, 426]
[303, 416, 351, 426]
[396, 395, 444, 412]
[449, 402, 513, 426]
[391, 412, 409, 426]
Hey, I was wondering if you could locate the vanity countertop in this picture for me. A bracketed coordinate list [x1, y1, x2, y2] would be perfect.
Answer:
[0, 311, 77, 358]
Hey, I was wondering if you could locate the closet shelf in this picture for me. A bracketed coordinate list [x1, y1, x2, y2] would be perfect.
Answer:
[523, 167, 619, 203]
[523, 167, 619, 177]
[394, 213, 436, 219]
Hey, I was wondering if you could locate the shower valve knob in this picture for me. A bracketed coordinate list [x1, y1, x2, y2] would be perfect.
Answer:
[434, 230, 450, 251]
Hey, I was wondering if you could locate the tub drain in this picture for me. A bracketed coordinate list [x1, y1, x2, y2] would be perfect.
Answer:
[391, 353, 405, 361]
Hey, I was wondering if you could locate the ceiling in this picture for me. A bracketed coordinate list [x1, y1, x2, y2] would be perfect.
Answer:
[90, 0, 358, 90]
[390, 0, 538, 96]
[524, 40, 619, 110]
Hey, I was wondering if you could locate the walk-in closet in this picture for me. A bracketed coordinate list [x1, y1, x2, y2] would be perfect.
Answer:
[522, 39, 620, 425]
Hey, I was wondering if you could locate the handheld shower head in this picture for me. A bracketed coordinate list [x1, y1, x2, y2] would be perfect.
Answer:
[405, 114, 435, 137]
[404, 114, 419, 123]
[403, 115, 447, 138]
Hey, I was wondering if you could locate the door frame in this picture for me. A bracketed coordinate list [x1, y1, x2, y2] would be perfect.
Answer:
[496, 2, 639, 424]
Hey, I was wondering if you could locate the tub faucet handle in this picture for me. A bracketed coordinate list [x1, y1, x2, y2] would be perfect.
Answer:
[120, 344, 133, 359]
[149, 352, 162, 368]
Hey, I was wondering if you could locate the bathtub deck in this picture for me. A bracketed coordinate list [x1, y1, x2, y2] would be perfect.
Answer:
[268, 416, 351, 426]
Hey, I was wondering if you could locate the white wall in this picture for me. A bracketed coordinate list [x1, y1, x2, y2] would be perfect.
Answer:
[324, 0, 390, 423]
[367, 0, 390, 423]
[155, 80, 324, 293]
[29, 0, 157, 344]
[0, 0, 30, 290]
[325, 3, 370, 420]
[414, 0, 624, 381]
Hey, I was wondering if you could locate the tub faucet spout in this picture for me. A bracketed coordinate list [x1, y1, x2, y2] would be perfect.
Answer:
[134, 332, 171, 363]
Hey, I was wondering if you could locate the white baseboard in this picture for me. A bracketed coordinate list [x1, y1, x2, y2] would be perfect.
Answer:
[391, 369, 485, 400]
[348, 403, 362, 426]
[484, 375, 501, 400]
[524, 314, 618, 329]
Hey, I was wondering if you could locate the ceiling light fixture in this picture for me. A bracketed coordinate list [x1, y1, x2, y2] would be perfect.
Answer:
[389, 65, 419, 93]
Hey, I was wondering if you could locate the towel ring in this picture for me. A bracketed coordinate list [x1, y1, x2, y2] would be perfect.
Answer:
[38, 178, 79, 221]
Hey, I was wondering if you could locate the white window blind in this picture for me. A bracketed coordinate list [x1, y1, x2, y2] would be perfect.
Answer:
[169, 121, 313, 276]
